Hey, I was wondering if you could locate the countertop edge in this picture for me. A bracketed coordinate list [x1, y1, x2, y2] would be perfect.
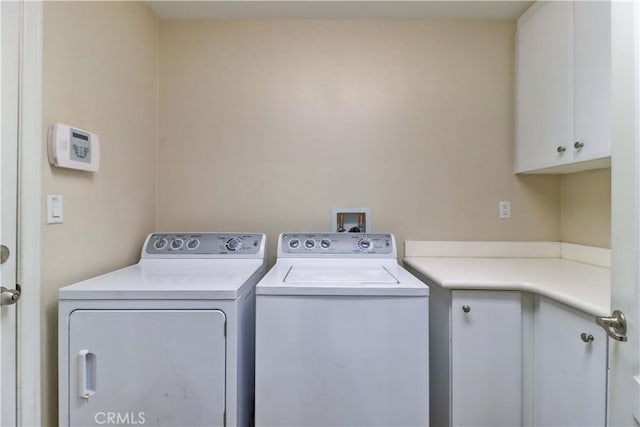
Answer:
[403, 257, 610, 317]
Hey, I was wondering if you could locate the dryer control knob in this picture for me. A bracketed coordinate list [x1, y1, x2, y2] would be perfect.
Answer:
[225, 237, 243, 252]
[154, 238, 168, 250]
[304, 239, 316, 249]
[170, 238, 184, 250]
[320, 239, 331, 249]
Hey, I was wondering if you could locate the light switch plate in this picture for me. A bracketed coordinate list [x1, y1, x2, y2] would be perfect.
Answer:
[47, 194, 63, 224]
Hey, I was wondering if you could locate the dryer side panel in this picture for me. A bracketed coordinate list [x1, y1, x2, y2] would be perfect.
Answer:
[66, 309, 226, 427]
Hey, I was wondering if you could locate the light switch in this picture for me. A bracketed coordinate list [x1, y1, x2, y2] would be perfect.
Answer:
[47, 194, 63, 224]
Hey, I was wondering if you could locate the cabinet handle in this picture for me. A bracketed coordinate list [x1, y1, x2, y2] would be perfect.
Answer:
[557, 146, 567, 153]
[462, 305, 471, 313]
[574, 141, 584, 149]
[580, 332, 594, 343]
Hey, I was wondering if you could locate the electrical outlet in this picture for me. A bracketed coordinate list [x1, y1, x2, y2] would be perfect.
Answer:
[499, 200, 511, 219]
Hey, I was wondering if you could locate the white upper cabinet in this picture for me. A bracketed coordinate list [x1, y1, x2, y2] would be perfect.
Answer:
[515, 1, 611, 174]
[573, 1, 612, 164]
[516, 1, 573, 173]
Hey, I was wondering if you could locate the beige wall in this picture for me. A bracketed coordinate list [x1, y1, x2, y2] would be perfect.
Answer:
[560, 168, 611, 248]
[158, 20, 561, 261]
[36, 11, 612, 425]
[41, 2, 158, 425]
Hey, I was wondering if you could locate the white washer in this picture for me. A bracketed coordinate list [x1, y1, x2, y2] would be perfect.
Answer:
[255, 233, 429, 426]
[59, 232, 267, 427]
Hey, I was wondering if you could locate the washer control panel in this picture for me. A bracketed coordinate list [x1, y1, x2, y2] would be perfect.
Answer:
[280, 233, 395, 257]
[143, 233, 265, 258]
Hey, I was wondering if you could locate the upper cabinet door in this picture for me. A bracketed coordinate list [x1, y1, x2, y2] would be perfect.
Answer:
[573, 1, 612, 163]
[516, 1, 574, 173]
[515, 1, 612, 174]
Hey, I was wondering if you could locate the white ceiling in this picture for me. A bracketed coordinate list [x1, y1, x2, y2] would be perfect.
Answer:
[146, 1, 534, 21]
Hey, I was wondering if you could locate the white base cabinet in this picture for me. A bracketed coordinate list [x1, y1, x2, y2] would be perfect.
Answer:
[429, 287, 522, 427]
[425, 284, 608, 427]
[534, 297, 608, 426]
[451, 291, 522, 426]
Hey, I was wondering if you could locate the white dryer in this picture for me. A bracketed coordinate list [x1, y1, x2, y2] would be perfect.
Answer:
[255, 233, 429, 426]
[59, 233, 266, 427]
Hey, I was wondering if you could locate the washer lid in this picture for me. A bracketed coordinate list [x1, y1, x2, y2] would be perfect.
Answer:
[284, 264, 399, 284]
[257, 260, 429, 297]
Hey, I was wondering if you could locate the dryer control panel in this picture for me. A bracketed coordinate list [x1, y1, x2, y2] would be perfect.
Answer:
[279, 233, 395, 257]
[143, 233, 266, 258]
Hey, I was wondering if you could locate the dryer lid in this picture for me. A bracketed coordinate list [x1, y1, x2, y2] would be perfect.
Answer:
[58, 259, 266, 300]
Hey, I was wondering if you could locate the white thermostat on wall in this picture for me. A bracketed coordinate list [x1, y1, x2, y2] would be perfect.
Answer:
[47, 123, 100, 172]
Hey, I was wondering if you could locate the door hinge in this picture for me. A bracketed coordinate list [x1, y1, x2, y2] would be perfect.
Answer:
[223, 409, 226, 426]
[224, 321, 227, 337]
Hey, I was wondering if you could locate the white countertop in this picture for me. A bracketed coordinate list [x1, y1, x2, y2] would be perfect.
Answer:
[404, 242, 611, 317]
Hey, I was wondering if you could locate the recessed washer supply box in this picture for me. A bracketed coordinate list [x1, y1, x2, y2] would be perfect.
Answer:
[332, 207, 371, 233]
[48, 123, 100, 172]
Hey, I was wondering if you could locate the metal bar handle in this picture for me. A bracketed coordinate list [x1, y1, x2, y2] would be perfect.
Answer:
[595, 310, 627, 342]
[78, 349, 96, 399]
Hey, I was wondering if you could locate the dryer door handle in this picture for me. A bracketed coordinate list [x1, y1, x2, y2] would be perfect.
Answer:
[78, 349, 96, 399]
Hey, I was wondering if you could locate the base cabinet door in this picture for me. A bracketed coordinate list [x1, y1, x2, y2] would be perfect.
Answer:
[451, 291, 522, 426]
[534, 297, 607, 426]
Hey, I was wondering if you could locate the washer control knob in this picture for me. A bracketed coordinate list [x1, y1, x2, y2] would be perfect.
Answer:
[225, 237, 243, 252]
[304, 239, 316, 249]
[170, 238, 184, 250]
[320, 239, 331, 249]
[357, 237, 371, 251]
[154, 238, 168, 250]
[289, 239, 300, 249]
[186, 238, 200, 250]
